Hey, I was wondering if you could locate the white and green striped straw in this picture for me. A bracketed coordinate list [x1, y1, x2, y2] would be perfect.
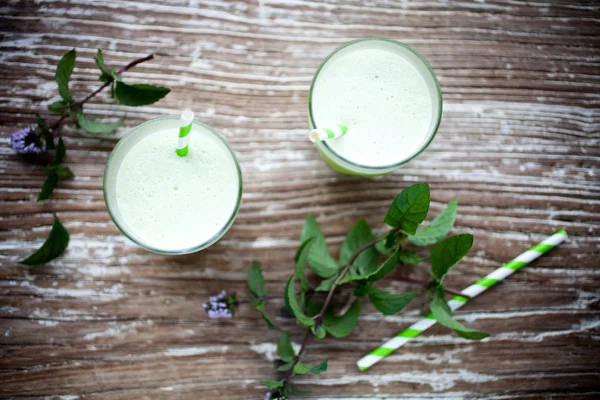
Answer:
[176, 110, 194, 157]
[357, 230, 568, 371]
[309, 125, 348, 143]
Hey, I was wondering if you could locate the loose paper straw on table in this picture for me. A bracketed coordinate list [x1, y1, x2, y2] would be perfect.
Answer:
[309, 125, 348, 142]
[176, 110, 194, 157]
[357, 230, 568, 371]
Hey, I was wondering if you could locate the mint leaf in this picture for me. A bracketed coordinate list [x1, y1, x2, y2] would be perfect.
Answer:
[409, 198, 457, 246]
[20, 218, 69, 265]
[48, 100, 69, 115]
[247, 261, 267, 299]
[323, 300, 359, 338]
[366, 251, 399, 282]
[294, 238, 314, 291]
[340, 219, 378, 277]
[115, 81, 170, 106]
[77, 112, 122, 134]
[301, 214, 339, 278]
[94, 49, 116, 83]
[430, 234, 474, 282]
[56, 49, 76, 102]
[310, 358, 328, 374]
[430, 296, 488, 340]
[293, 362, 311, 375]
[366, 287, 417, 315]
[53, 137, 66, 166]
[383, 183, 430, 234]
[38, 173, 58, 201]
[44, 165, 74, 177]
[353, 283, 369, 297]
[39, 137, 70, 201]
[397, 250, 424, 265]
[253, 301, 278, 330]
[285, 276, 314, 327]
[315, 275, 336, 292]
[262, 379, 283, 389]
[375, 232, 396, 255]
[277, 332, 295, 363]
[36, 114, 54, 149]
[277, 362, 294, 372]
[311, 324, 326, 339]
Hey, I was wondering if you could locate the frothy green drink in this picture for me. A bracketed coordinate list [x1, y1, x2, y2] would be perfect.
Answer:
[104, 117, 242, 254]
[309, 38, 443, 176]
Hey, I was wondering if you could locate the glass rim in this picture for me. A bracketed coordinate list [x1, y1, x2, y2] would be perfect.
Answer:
[308, 37, 443, 171]
[103, 116, 243, 255]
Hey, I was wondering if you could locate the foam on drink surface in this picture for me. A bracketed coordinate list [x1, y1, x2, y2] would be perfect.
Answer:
[115, 127, 238, 252]
[312, 44, 434, 167]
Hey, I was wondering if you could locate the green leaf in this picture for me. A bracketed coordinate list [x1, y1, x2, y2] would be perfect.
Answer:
[76, 112, 122, 134]
[366, 251, 399, 282]
[366, 287, 417, 315]
[48, 100, 69, 114]
[20, 218, 69, 265]
[277, 362, 294, 372]
[285, 276, 314, 327]
[323, 300, 360, 338]
[53, 137, 66, 166]
[56, 49, 76, 102]
[430, 234, 474, 282]
[38, 173, 58, 201]
[300, 214, 339, 278]
[311, 324, 326, 339]
[94, 49, 113, 82]
[409, 198, 458, 246]
[294, 238, 315, 291]
[353, 283, 369, 297]
[285, 384, 310, 396]
[247, 261, 267, 299]
[44, 165, 74, 177]
[114, 81, 170, 106]
[375, 232, 396, 255]
[429, 297, 489, 340]
[340, 219, 378, 277]
[252, 301, 278, 330]
[35, 114, 54, 150]
[293, 362, 311, 375]
[262, 379, 283, 389]
[315, 275, 336, 292]
[277, 332, 295, 363]
[397, 250, 424, 265]
[383, 183, 431, 234]
[310, 358, 328, 374]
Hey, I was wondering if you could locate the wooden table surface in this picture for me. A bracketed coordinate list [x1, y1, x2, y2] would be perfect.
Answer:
[1, 1, 599, 399]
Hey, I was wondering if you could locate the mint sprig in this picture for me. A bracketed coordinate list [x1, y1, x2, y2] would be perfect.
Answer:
[11, 48, 171, 266]
[208, 183, 488, 399]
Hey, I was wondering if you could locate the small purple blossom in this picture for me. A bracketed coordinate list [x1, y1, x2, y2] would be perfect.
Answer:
[10, 125, 46, 154]
[203, 290, 237, 319]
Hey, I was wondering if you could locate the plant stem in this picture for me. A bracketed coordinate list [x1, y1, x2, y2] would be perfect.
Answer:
[278, 226, 402, 392]
[48, 53, 155, 132]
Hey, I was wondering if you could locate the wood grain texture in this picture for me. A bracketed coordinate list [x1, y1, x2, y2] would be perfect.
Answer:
[0, 0, 599, 399]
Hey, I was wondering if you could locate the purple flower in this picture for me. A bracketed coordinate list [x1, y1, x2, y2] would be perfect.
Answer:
[203, 290, 237, 319]
[10, 125, 46, 154]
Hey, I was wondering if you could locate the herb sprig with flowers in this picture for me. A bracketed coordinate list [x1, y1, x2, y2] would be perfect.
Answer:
[10, 49, 171, 265]
[204, 183, 487, 399]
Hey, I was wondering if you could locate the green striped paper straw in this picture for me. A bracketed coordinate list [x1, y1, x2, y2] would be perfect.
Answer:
[176, 110, 194, 157]
[309, 125, 348, 143]
[357, 230, 568, 371]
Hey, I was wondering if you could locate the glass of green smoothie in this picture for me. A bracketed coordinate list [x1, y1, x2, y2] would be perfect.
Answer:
[103, 116, 243, 255]
[308, 38, 443, 176]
